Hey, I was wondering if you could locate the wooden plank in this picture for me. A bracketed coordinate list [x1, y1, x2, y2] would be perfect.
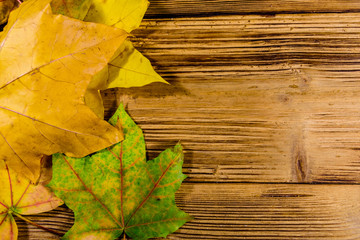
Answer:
[146, 0, 360, 17]
[103, 13, 360, 183]
[17, 207, 73, 240]
[20, 183, 360, 239]
[12, 2, 360, 240]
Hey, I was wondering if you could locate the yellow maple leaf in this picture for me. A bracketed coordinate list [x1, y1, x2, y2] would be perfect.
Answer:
[51, 0, 168, 119]
[83, 0, 168, 118]
[107, 40, 167, 89]
[0, 0, 127, 182]
[86, 40, 168, 118]
[0, 160, 63, 240]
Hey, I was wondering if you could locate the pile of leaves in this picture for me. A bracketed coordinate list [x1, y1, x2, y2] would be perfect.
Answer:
[0, 0, 191, 239]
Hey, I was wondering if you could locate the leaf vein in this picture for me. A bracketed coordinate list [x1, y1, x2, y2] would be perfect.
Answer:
[15, 198, 57, 210]
[124, 151, 182, 227]
[0, 131, 31, 178]
[62, 155, 123, 228]
[0, 106, 104, 139]
[14, 182, 31, 208]
[108, 63, 161, 80]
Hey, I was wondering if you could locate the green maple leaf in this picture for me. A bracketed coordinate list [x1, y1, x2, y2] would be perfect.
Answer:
[48, 105, 191, 240]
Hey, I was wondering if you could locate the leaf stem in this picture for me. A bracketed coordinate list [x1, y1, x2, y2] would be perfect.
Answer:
[12, 212, 62, 236]
[16, 0, 22, 5]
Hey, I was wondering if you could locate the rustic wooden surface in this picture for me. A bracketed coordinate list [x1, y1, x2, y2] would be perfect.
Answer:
[20, 0, 360, 239]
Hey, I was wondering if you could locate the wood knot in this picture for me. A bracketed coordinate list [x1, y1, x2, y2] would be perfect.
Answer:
[292, 137, 308, 182]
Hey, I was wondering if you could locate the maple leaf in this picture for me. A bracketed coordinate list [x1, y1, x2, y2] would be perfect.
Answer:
[48, 104, 191, 240]
[0, 0, 127, 182]
[80, 0, 167, 90]
[106, 40, 167, 89]
[51, 0, 167, 118]
[0, 160, 63, 240]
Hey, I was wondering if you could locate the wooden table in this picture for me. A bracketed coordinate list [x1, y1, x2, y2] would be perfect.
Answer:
[20, 0, 360, 239]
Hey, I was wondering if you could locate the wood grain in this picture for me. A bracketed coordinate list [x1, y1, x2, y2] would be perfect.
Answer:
[146, 0, 360, 17]
[105, 13, 360, 183]
[20, 1, 360, 239]
[19, 183, 360, 239]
